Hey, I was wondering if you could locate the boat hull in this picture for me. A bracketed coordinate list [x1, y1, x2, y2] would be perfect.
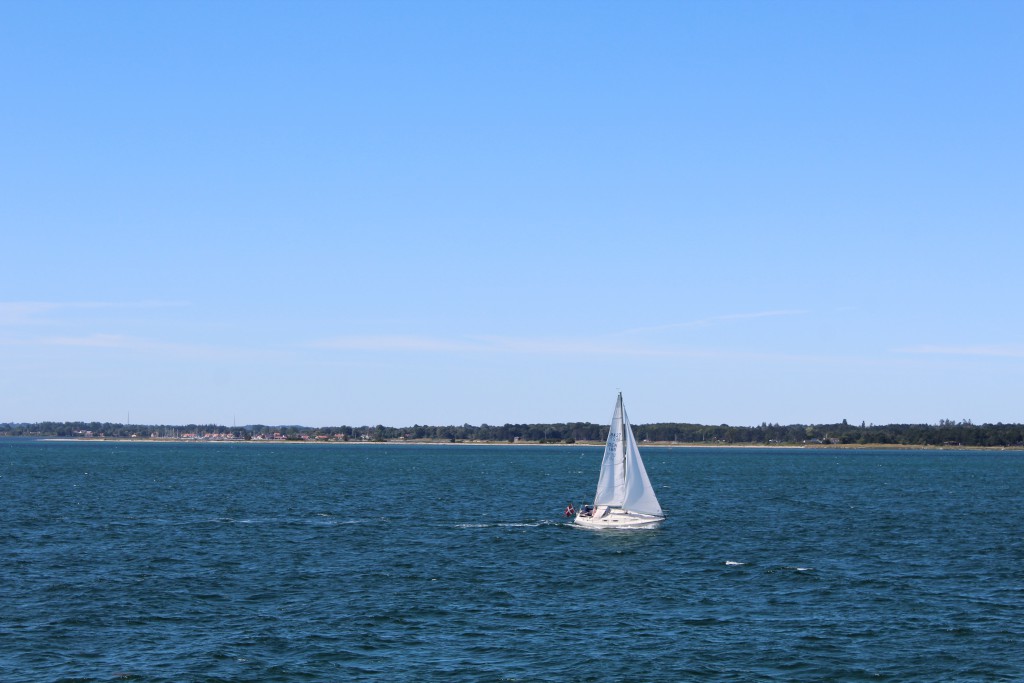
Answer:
[574, 506, 663, 529]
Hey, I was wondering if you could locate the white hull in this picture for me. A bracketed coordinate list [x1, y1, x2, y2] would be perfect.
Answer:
[574, 505, 663, 529]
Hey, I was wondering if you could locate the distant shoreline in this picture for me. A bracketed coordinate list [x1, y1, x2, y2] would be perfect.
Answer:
[9, 419, 1022, 450]
[25, 437, 1024, 451]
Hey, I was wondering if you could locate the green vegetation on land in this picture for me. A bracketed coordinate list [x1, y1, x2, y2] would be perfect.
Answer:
[2, 418, 1022, 448]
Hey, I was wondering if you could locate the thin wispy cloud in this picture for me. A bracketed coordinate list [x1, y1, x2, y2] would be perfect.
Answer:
[717, 310, 807, 321]
[41, 333, 139, 349]
[37, 333, 257, 360]
[616, 309, 808, 336]
[899, 344, 1024, 359]
[309, 333, 822, 360]
[0, 301, 188, 326]
[310, 334, 668, 356]
[474, 335, 674, 357]
[310, 335, 484, 353]
[0, 302, 65, 325]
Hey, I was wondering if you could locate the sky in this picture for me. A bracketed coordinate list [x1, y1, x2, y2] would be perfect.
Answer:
[2, 0, 1022, 428]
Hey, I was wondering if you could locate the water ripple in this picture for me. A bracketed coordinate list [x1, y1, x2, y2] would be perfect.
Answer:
[2, 442, 1023, 681]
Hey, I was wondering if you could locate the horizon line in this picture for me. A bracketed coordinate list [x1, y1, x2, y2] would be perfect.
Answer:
[0, 417, 1008, 430]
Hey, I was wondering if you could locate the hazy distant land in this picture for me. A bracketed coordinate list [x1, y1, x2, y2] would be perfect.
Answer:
[4, 419, 1022, 449]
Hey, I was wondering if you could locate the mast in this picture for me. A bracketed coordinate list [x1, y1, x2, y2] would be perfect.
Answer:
[619, 392, 627, 494]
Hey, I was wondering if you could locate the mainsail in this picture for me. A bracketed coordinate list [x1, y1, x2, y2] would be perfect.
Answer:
[592, 393, 663, 517]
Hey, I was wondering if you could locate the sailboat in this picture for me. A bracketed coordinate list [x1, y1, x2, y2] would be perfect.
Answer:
[575, 392, 664, 529]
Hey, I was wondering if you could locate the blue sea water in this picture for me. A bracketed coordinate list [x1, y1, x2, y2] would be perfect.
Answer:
[2, 440, 1022, 682]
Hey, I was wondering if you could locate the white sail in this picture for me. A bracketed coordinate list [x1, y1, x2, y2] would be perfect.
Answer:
[585, 393, 663, 522]
[593, 398, 627, 507]
[619, 409, 662, 516]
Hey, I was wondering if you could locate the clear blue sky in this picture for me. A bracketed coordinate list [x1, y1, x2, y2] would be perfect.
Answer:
[2, 1, 1022, 428]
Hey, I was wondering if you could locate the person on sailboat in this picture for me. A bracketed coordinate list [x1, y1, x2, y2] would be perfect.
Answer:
[564, 502, 575, 517]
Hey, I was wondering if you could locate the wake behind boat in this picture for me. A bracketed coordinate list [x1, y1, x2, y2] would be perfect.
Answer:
[574, 393, 664, 529]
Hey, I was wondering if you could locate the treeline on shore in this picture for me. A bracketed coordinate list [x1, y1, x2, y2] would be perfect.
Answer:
[3, 419, 1023, 447]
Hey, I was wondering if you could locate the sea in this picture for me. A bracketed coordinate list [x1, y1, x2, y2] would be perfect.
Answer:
[2, 439, 1022, 682]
